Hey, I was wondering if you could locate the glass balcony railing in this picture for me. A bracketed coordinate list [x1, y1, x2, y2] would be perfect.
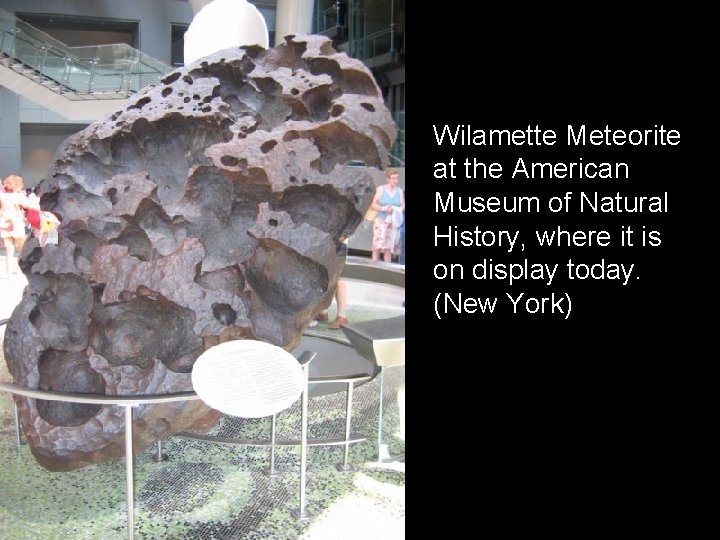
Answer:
[352, 27, 392, 61]
[389, 109, 404, 166]
[0, 7, 171, 99]
[313, 0, 348, 36]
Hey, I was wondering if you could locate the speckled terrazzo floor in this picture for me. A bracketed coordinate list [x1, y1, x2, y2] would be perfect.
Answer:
[0, 277, 405, 540]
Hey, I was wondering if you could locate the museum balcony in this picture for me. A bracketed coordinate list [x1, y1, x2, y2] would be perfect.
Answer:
[314, 1, 404, 69]
[315, 0, 349, 42]
[0, 7, 171, 120]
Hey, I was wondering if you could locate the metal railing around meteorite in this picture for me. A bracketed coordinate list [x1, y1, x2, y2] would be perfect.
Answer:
[0, 381, 198, 540]
[0, 351, 335, 538]
[0, 258, 405, 538]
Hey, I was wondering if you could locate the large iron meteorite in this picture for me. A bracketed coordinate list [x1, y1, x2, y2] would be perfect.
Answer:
[3, 35, 395, 470]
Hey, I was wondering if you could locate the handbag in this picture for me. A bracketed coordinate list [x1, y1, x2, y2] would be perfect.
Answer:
[364, 206, 377, 222]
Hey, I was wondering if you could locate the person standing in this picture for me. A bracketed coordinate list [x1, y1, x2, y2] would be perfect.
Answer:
[327, 279, 348, 328]
[399, 202, 405, 265]
[311, 239, 350, 329]
[0, 175, 38, 274]
[370, 168, 405, 263]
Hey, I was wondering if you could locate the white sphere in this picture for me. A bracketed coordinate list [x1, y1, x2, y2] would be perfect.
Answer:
[184, 0, 269, 65]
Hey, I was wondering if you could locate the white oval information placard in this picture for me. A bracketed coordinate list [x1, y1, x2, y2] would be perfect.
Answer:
[191, 340, 304, 418]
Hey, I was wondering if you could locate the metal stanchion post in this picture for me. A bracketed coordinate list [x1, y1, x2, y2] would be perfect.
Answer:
[265, 413, 278, 478]
[291, 351, 315, 522]
[13, 401, 23, 448]
[124, 405, 136, 540]
[377, 367, 385, 463]
[0, 383, 199, 539]
[152, 439, 168, 462]
[336, 381, 354, 473]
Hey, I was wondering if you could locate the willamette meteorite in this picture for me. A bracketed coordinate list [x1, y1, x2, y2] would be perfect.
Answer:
[4, 35, 396, 471]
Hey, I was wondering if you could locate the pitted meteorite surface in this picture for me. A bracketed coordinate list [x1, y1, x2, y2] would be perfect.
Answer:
[4, 34, 395, 470]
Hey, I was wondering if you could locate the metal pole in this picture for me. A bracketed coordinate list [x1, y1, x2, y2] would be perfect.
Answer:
[265, 413, 278, 478]
[62, 55, 71, 88]
[10, 27, 18, 58]
[87, 59, 97, 93]
[291, 355, 313, 522]
[124, 405, 135, 540]
[389, 0, 395, 53]
[336, 381, 354, 473]
[152, 439, 168, 462]
[348, 0, 354, 57]
[297, 361, 310, 519]
[377, 366, 384, 463]
[13, 401, 22, 447]
[39, 44, 48, 73]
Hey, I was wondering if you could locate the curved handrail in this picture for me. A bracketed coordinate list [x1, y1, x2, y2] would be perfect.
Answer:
[0, 382, 198, 405]
[178, 431, 366, 448]
[0, 368, 374, 404]
[342, 255, 405, 288]
[308, 373, 373, 384]
[1, 371, 376, 451]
